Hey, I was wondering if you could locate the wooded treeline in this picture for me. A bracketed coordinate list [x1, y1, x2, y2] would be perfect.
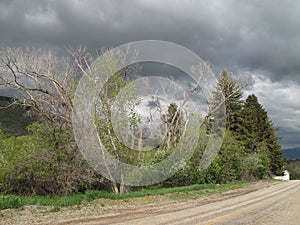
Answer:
[0, 48, 285, 196]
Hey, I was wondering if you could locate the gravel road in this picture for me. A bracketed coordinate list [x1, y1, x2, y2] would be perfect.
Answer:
[1, 181, 299, 225]
[91, 180, 300, 225]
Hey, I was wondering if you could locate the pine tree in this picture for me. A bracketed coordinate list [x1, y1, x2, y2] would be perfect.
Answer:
[214, 71, 243, 133]
[240, 94, 285, 175]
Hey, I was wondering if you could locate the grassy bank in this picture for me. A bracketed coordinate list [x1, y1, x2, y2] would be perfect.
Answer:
[0, 182, 247, 211]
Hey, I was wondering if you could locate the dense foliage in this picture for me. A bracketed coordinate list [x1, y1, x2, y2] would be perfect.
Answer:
[286, 159, 300, 180]
[0, 70, 285, 196]
[0, 122, 103, 196]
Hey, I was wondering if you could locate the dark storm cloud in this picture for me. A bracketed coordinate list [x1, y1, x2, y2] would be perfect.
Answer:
[0, 0, 299, 148]
[1, 0, 299, 80]
[244, 75, 300, 149]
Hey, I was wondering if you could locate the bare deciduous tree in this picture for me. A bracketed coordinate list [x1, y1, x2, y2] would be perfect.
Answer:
[0, 47, 248, 194]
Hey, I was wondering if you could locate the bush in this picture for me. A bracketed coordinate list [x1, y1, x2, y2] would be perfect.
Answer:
[0, 122, 102, 196]
[286, 159, 300, 180]
[241, 149, 271, 181]
[204, 131, 246, 184]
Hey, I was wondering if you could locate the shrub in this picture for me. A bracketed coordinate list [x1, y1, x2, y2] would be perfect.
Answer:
[0, 122, 102, 196]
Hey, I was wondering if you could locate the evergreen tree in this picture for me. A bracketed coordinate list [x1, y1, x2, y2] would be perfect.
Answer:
[213, 131, 246, 183]
[214, 71, 243, 133]
[240, 94, 285, 175]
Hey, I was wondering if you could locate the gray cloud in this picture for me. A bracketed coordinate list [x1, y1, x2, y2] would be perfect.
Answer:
[1, 0, 299, 79]
[0, 0, 299, 147]
[244, 75, 300, 149]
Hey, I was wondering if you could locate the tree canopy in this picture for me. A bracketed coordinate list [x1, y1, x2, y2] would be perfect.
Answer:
[0, 48, 286, 196]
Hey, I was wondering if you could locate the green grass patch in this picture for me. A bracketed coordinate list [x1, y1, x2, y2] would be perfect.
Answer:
[0, 182, 247, 211]
[49, 206, 61, 212]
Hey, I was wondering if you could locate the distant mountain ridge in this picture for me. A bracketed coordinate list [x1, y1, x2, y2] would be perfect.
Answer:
[0, 96, 35, 136]
[284, 147, 300, 159]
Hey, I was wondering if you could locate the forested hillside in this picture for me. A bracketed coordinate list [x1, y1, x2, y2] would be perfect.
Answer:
[0, 96, 34, 136]
[284, 147, 300, 158]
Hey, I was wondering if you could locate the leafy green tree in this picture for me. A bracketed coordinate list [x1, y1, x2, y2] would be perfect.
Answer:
[163, 125, 208, 187]
[162, 103, 183, 149]
[95, 59, 143, 193]
[286, 160, 300, 180]
[241, 142, 271, 180]
[205, 131, 246, 183]
[218, 131, 246, 182]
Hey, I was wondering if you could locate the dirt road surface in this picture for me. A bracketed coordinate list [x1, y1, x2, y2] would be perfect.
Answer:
[1, 181, 299, 225]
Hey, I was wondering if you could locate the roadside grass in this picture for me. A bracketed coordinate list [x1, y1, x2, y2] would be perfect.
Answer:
[0, 182, 247, 211]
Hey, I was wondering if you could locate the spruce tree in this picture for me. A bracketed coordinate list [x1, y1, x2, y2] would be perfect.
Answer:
[214, 70, 243, 133]
[240, 94, 284, 175]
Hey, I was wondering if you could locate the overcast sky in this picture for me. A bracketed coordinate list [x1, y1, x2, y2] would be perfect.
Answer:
[0, 0, 299, 148]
